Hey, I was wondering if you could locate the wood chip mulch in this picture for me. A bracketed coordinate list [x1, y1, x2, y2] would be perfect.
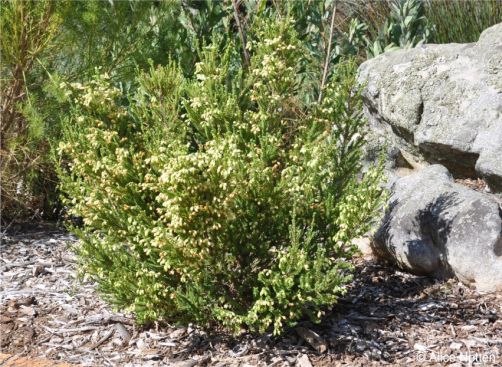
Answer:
[454, 178, 489, 193]
[0, 352, 77, 367]
[1, 224, 501, 367]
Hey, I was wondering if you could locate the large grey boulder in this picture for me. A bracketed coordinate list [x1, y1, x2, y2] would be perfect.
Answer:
[358, 23, 502, 191]
[373, 165, 502, 292]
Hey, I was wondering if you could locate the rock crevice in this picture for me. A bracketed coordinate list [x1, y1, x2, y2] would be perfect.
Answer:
[358, 23, 502, 190]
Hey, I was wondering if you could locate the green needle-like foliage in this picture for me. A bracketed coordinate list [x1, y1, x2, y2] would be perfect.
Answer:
[56, 17, 385, 334]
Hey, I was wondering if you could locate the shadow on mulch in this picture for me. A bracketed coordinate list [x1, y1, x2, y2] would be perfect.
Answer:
[166, 258, 500, 366]
[2, 226, 500, 366]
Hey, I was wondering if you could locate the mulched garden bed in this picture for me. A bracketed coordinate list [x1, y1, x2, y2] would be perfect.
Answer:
[1, 223, 501, 366]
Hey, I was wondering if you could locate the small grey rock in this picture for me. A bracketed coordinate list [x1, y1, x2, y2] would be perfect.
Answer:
[373, 165, 502, 292]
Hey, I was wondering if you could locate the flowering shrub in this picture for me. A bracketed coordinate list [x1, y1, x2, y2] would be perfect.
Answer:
[57, 19, 384, 334]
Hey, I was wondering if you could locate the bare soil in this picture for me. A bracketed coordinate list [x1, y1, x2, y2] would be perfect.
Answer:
[1, 224, 501, 366]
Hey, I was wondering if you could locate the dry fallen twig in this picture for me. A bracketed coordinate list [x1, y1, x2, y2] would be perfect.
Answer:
[295, 327, 328, 353]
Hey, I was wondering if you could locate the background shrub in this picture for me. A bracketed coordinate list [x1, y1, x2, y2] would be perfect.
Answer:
[424, 0, 502, 44]
[57, 18, 385, 334]
[365, 0, 433, 58]
[0, 0, 61, 222]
